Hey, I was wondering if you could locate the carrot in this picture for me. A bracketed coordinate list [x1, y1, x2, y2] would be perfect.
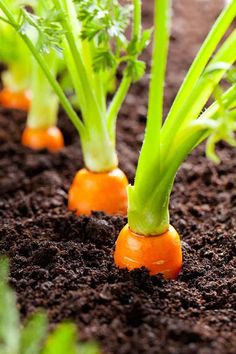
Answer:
[21, 126, 64, 152]
[114, 224, 182, 279]
[68, 168, 128, 216]
[0, 88, 30, 111]
[113, 0, 236, 279]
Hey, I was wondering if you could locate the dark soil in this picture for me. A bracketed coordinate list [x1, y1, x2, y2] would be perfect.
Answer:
[0, 1, 236, 353]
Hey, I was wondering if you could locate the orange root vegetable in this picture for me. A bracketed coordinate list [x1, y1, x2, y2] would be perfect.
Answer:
[68, 168, 128, 216]
[0, 88, 31, 111]
[114, 224, 182, 279]
[21, 126, 64, 152]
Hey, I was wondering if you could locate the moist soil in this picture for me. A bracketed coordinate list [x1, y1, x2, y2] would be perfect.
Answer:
[0, 1, 236, 353]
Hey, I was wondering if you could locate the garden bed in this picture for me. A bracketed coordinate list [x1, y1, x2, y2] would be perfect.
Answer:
[0, 0, 235, 353]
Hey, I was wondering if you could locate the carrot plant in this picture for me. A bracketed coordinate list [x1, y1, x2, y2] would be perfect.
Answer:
[20, 1, 64, 151]
[0, 257, 99, 354]
[21, 53, 64, 152]
[114, 0, 236, 279]
[0, 0, 31, 110]
[0, 0, 64, 151]
[0, 0, 149, 216]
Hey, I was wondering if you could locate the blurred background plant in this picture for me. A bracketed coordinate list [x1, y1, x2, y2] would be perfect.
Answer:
[0, 0, 32, 110]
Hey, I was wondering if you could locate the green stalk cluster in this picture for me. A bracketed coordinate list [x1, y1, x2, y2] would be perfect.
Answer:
[128, 0, 236, 235]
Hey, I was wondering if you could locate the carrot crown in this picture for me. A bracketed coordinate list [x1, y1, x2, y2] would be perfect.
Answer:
[128, 0, 236, 235]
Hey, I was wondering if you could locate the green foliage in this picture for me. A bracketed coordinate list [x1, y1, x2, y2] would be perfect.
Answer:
[75, 0, 150, 78]
[41, 324, 77, 354]
[20, 314, 47, 354]
[93, 50, 116, 72]
[193, 63, 236, 163]
[204, 92, 236, 163]
[19, 7, 65, 55]
[226, 65, 236, 83]
[77, 0, 131, 40]
[0, 1, 25, 62]
[19, 0, 150, 78]
[74, 0, 149, 77]
[127, 29, 152, 56]
[125, 59, 146, 82]
[0, 21, 18, 63]
[0, 258, 100, 354]
[0, 258, 19, 354]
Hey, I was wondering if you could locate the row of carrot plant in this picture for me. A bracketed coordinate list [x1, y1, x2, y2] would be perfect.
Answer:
[0, 0, 236, 279]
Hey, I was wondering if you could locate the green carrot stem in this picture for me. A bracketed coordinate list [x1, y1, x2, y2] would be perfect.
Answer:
[128, 0, 171, 235]
[27, 54, 59, 129]
[106, 76, 131, 142]
[134, 0, 171, 190]
[161, 0, 236, 139]
[161, 29, 236, 169]
[133, 0, 142, 39]
[106, 0, 142, 142]
[51, 0, 118, 171]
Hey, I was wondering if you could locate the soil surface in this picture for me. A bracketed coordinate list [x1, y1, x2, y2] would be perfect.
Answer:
[0, 1, 236, 354]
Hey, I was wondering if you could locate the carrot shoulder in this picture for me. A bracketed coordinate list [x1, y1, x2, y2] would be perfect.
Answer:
[114, 224, 182, 279]
[21, 126, 64, 152]
[0, 88, 31, 111]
